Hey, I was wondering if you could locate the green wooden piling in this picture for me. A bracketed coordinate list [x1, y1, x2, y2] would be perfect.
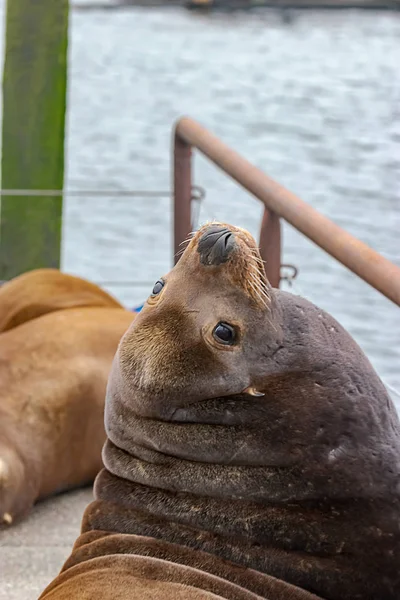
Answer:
[0, 0, 69, 280]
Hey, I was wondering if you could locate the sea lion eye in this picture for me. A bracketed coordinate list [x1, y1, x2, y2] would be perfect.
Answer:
[213, 322, 236, 346]
[151, 279, 164, 296]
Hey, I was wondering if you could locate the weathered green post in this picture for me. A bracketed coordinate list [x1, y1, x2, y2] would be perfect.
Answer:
[0, 0, 69, 280]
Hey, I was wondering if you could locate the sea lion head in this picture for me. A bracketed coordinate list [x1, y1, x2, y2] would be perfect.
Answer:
[106, 221, 400, 499]
[111, 222, 282, 419]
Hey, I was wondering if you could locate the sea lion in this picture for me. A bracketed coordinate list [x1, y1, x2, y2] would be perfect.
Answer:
[0, 269, 134, 525]
[0, 268, 124, 333]
[39, 223, 400, 600]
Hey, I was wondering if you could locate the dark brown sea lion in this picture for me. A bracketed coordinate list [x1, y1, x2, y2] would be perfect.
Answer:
[39, 223, 400, 600]
[0, 269, 134, 525]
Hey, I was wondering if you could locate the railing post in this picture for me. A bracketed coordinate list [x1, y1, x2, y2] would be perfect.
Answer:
[259, 208, 281, 288]
[173, 130, 192, 265]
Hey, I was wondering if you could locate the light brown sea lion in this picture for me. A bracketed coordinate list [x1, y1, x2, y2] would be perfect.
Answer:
[39, 224, 400, 600]
[0, 268, 123, 333]
[0, 269, 134, 525]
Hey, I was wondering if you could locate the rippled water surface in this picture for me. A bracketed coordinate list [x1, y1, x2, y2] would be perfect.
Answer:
[1, 3, 399, 402]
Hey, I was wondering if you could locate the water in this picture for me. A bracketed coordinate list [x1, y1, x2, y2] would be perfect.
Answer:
[0, 3, 399, 403]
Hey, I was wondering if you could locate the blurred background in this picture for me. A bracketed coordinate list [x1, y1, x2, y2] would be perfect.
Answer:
[0, 0, 399, 403]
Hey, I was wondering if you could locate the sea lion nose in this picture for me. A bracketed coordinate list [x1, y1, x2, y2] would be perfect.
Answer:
[197, 225, 236, 266]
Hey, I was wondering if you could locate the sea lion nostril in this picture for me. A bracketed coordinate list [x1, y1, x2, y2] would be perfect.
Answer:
[197, 226, 236, 266]
[198, 226, 230, 250]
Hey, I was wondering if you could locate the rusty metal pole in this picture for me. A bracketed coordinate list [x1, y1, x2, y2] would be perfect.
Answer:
[173, 130, 192, 265]
[259, 208, 281, 288]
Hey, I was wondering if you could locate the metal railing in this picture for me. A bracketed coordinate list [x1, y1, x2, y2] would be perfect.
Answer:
[1, 121, 399, 306]
[173, 116, 400, 306]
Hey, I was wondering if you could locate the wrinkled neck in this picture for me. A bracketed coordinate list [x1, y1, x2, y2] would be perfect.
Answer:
[87, 360, 400, 600]
[87, 444, 400, 600]
[103, 369, 400, 508]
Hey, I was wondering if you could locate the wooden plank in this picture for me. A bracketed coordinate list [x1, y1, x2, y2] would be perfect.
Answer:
[0, 0, 69, 280]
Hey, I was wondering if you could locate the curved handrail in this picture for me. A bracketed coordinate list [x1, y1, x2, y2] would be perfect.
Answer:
[173, 116, 400, 307]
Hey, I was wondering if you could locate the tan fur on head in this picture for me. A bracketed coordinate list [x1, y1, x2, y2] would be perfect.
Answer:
[186, 221, 270, 309]
[113, 221, 278, 419]
[119, 306, 218, 400]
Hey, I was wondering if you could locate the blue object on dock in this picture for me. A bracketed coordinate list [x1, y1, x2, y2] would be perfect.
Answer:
[132, 303, 144, 313]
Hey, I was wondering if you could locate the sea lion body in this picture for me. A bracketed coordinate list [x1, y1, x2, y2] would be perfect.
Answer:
[0, 268, 123, 333]
[39, 225, 400, 600]
[0, 269, 134, 524]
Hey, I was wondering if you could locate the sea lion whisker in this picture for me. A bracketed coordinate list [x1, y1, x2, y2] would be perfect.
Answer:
[249, 262, 268, 283]
[248, 270, 268, 289]
[174, 248, 186, 258]
[248, 247, 265, 261]
[248, 273, 270, 302]
[178, 233, 197, 248]
[248, 272, 267, 292]
[249, 251, 265, 266]
[248, 262, 262, 272]
[184, 230, 197, 239]
[248, 261, 266, 277]
[250, 286, 269, 306]
[249, 269, 270, 294]
[175, 243, 193, 257]
[179, 237, 194, 247]
[249, 264, 269, 288]
[248, 267, 267, 287]
[258, 285, 271, 302]
[251, 255, 266, 267]
[248, 281, 268, 307]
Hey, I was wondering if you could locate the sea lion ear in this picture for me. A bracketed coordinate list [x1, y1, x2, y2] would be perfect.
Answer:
[243, 387, 265, 397]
